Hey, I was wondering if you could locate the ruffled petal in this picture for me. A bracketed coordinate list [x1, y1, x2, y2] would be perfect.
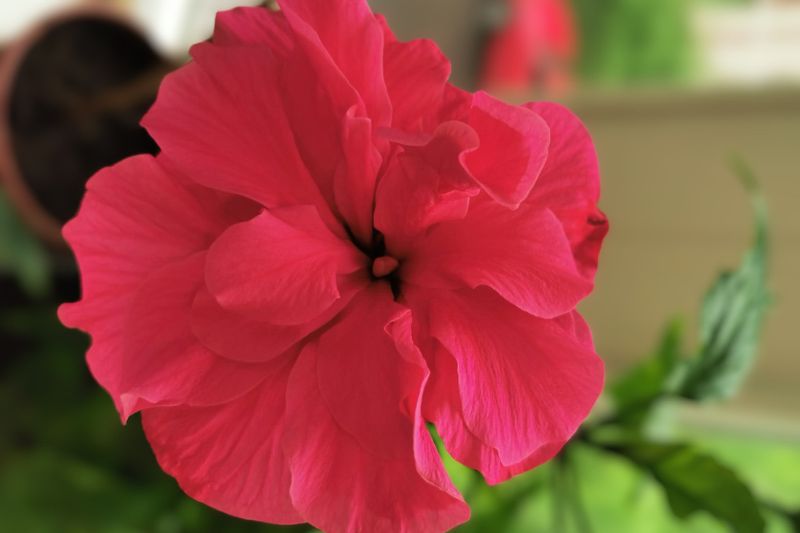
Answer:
[191, 274, 365, 363]
[239, 1, 388, 243]
[58, 155, 260, 419]
[142, 43, 337, 228]
[382, 34, 451, 132]
[333, 108, 383, 243]
[66, 253, 270, 421]
[205, 206, 364, 325]
[284, 322, 470, 533]
[59, 155, 229, 300]
[314, 285, 417, 456]
[388, 311, 472, 511]
[423, 349, 555, 484]
[409, 287, 603, 466]
[524, 102, 609, 281]
[374, 122, 479, 256]
[277, 36, 357, 214]
[376, 15, 471, 129]
[142, 357, 303, 525]
[279, 0, 391, 128]
[464, 92, 550, 207]
[402, 202, 593, 319]
[213, 7, 294, 55]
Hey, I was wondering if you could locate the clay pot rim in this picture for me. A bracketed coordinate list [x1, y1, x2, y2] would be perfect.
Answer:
[0, 5, 154, 248]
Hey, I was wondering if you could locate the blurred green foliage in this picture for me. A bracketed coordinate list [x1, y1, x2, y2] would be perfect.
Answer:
[603, 442, 764, 532]
[0, 298, 312, 533]
[679, 160, 770, 402]
[572, 0, 693, 85]
[0, 191, 51, 298]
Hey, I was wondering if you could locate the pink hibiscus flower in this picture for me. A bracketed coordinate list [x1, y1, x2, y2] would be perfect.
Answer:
[59, 1, 608, 531]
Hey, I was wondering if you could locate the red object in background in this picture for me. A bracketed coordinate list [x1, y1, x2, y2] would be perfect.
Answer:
[482, 0, 578, 94]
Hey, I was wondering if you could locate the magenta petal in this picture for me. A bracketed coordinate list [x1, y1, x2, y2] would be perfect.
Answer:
[142, 43, 335, 225]
[403, 202, 593, 319]
[333, 108, 383, 243]
[423, 344, 564, 485]
[65, 253, 269, 420]
[374, 123, 478, 256]
[387, 312, 471, 506]
[58, 155, 259, 419]
[284, 334, 470, 533]
[205, 206, 364, 325]
[279, 0, 391, 128]
[524, 102, 609, 281]
[190, 289, 313, 364]
[59, 155, 227, 300]
[314, 285, 416, 457]
[465, 92, 550, 207]
[383, 35, 451, 132]
[412, 287, 604, 466]
[213, 7, 293, 54]
[191, 275, 365, 364]
[142, 359, 303, 525]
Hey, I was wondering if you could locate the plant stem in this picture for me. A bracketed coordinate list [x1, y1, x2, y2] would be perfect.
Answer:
[551, 460, 567, 533]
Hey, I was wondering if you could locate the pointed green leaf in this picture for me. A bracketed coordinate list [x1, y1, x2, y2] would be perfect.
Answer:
[606, 441, 765, 533]
[609, 318, 684, 425]
[0, 190, 51, 298]
[679, 160, 769, 401]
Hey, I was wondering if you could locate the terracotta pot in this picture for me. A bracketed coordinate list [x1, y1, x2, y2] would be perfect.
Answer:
[0, 7, 172, 247]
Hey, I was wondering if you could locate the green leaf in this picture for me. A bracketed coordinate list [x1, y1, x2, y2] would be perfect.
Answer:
[611, 318, 684, 415]
[679, 160, 769, 401]
[606, 441, 765, 533]
[0, 190, 52, 298]
[788, 510, 800, 532]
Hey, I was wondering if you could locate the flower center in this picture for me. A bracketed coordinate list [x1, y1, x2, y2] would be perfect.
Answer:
[346, 226, 403, 297]
[371, 255, 399, 278]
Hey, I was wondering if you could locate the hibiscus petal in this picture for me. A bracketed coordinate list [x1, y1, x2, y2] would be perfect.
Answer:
[314, 285, 417, 457]
[213, 7, 294, 55]
[120, 254, 271, 415]
[68, 253, 270, 421]
[410, 287, 603, 466]
[464, 92, 550, 207]
[205, 206, 364, 325]
[279, 0, 391, 128]
[375, 14, 471, 130]
[58, 155, 227, 300]
[58, 156, 257, 419]
[238, 2, 387, 244]
[284, 326, 470, 533]
[422, 339, 567, 485]
[191, 274, 366, 364]
[374, 122, 478, 256]
[333, 108, 383, 244]
[524, 102, 609, 281]
[383, 35, 451, 132]
[142, 42, 336, 228]
[277, 28, 360, 210]
[142, 358, 303, 525]
[402, 202, 593, 319]
[387, 311, 472, 506]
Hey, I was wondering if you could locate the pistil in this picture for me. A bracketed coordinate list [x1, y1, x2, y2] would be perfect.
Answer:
[371, 255, 399, 278]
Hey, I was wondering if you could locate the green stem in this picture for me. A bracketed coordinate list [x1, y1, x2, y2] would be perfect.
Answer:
[551, 460, 568, 533]
[565, 453, 594, 533]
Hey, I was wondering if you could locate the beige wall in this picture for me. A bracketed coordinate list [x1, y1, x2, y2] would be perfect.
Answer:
[570, 89, 800, 421]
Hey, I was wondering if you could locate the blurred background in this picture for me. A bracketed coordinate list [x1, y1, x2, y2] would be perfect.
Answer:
[0, 0, 798, 532]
